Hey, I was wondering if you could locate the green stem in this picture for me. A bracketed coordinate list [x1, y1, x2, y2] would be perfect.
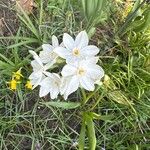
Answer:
[83, 86, 101, 105]
[81, 88, 87, 105]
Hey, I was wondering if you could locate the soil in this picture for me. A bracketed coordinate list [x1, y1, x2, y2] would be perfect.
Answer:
[0, 0, 19, 36]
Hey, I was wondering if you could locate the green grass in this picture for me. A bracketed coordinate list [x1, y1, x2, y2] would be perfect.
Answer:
[0, 0, 150, 149]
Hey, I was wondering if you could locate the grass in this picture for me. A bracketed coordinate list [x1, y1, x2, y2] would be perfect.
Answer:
[0, 0, 150, 149]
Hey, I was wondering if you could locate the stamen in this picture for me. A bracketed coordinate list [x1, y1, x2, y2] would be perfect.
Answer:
[77, 68, 86, 76]
[73, 48, 80, 56]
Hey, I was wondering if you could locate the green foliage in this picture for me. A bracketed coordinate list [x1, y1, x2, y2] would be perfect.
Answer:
[79, 112, 97, 150]
[117, 0, 150, 35]
[41, 101, 81, 109]
[126, 6, 150, 33]
[0, 0, 150, 149]
[81, 0, 109, 34]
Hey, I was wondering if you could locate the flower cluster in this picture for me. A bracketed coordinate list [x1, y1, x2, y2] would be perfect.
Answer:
[29, 31, 104, 100]
[8, 68, 32, 90]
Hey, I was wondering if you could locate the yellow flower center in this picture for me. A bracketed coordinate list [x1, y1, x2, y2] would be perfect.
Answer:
[77, 68, 86, 76]
[73, 48, 80, 56]
[25, 81, 32, 90]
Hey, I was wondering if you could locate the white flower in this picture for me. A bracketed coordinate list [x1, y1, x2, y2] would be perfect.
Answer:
[60, 58, 104, 99]
[54, 31, 100, 63]
[29, 50, 54, 89]
[39, 35, 59, 64]
[39, 73, 61, 99]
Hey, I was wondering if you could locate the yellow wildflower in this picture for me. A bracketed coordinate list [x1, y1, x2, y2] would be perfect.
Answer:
[25, 81, 32, 90]
[8, 79, 17, 90]
[13, 68, 23, 80]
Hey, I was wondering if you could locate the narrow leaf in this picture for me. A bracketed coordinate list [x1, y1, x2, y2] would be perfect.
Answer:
[41, 101, 81, 109]
[79, 116, 86, 150]
[86, 115, 96, 150]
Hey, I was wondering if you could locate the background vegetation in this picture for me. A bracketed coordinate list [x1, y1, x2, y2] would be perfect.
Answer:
[0, 0, 150, 149]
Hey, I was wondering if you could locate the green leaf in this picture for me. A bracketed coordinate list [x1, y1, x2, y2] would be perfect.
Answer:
[16, 4, 40, 40]
[41, 101, 81, 109]
[88, 112, 112, 122]
[79, 117, 86, 150]
[86, 114, 96, 150]
[81, 0, 107, 31]
[0, 60, 11, 69]
[0, 54, 15, 66]
[131, 0, 142, 16]
[88, 27, 96, 38]
[134, 8, 150, 32]
[117, 0, 146, 35]
[7, 39, 39, 49]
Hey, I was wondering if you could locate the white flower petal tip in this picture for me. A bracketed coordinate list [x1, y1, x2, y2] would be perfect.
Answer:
[63, 33, 75, 50]
[42, 44, 53, 51]
[53, 47, 70, 59]
[52, 35, 59, 47]
[75, 30, 89, 49]
[29, 50, 36, 56]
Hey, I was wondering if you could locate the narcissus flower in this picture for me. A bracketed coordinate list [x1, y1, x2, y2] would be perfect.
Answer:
[54, 31, 100, 63]
[39, 73, 61, 99]
[29, 50, 54, 89]
[28, 31, 105, 100]
[60, 58, 104, 99]
[39, 35, 59, 64]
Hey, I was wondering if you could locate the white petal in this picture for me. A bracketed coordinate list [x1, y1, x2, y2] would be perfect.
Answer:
[61, 64, 76, 77]
[31, 60, 42, 71]
[39, 77, 52, 97]
[44, 60, 56, 70]
[39, 50, 53, 64]
[42, 44, 53, 51]
[54, 47, 71, 59]
[41, 74, 61, 99]
[39, 86, 50, 97]
[29, 72, 44, 89]
[50, 87, 59, 99]
[81, 45, 99, 56]
[51, 73, 61, 84]
[52, 73, 61, 80]
[86, 65, 104, 81]
[29, 71, 41, 80]
[60, 77, 70, 95]
[66, 56, 82, 64]
[52, 35, 59, 47]
[29, 50, 43, 67]
[63, 76, 79, 100]
[63, 33, 75, 50]
[75, 31, 89, 49]
[80, 76, 95, 91]
[60, 42, 65, 47]
[86, 57, 99, 64]
[79, 57, 99, 69]
[39, 77, 51, 87]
